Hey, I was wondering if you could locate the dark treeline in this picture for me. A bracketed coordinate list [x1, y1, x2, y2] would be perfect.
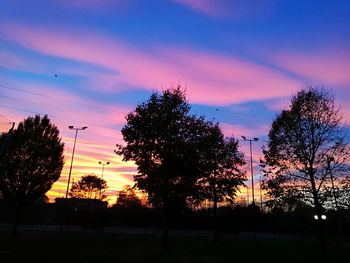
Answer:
[0, 199, 349, 240]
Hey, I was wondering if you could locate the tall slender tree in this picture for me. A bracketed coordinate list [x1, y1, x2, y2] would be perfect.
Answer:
[261, 86, 349, 246]
[196, 122, 246, 240]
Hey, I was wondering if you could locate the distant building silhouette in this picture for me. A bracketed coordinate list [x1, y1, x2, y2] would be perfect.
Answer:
[55, 197, 108, 212]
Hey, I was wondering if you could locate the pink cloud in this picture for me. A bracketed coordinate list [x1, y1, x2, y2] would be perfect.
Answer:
[0, 50, 30, 70]
[0, 80, 132, 189]
[162, 49, 301, 105]
[220, 122, 268, 138]
[173, 0, 277, 19]
[272, 50, 350, 87]
[263, 96, 292, 112]
[0, 23, 301, 106]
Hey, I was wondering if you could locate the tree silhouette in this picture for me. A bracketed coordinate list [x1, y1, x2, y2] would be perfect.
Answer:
[0, 115, 64, 234]
[116, 87, 215, 249]
[70, 174, 107, 200]
[261, 86, 350, 246]
[114, 185, 142, 208]
[196, 122, 246, 240]
[338, 176, 350, 210]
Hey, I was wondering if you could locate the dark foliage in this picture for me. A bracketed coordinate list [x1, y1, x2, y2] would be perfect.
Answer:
[193, 122, 246, 240]
[117, 87, 206, 210]
[70, 174, 107, 200]
[116, 87, 244, 247]
[0, 115, 64, 209]
[195, 122, 246, 204]
[114, 185, 142, 208]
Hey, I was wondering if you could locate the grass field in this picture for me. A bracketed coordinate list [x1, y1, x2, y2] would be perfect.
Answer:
[0, 232, 349, 263]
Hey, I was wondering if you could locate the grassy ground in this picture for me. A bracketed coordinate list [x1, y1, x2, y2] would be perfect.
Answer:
[0, 232, 349, 263]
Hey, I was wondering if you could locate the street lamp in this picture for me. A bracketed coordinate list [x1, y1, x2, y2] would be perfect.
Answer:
[98, 161, 110, 178]
[65, 126, 87, 199]
[259, 175, 263, 210]
[242, 136, 259, 205]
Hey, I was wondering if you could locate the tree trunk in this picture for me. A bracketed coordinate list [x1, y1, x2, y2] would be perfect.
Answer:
[212, 173, 218, 242]
[212, 193, 218, 242]
[13, 205, 22, 236]
[310, 175, 326, 253]
[162, 204, 169, 250]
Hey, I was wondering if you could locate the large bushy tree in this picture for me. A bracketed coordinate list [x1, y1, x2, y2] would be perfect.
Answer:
[0, 115, 64, 233]
[261, 86, 349, 244]
[116, 87, 218, 248]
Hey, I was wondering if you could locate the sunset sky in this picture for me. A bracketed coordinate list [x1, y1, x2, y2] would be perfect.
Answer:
[1, 0, 349, 204]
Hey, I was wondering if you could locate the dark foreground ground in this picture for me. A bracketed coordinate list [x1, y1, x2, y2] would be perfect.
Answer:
[0, 232, 349, 263]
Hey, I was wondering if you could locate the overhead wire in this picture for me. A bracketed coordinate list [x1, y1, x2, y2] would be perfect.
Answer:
[0, 84, 128, 115]
[0, 86, 128, 131]
[0, 113, 13, 122]
[0, 84, 133, 195]
[0, 93, 124, 124]
[0, 83, 128, 150]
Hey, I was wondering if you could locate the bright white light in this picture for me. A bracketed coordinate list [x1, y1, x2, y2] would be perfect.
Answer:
[314, 215, 319, 220]
[321, 215, 327, 220]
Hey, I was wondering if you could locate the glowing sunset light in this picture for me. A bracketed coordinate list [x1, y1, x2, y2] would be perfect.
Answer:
[1, 0, 349, 205]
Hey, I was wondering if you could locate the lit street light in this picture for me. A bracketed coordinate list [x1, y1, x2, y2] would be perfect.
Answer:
[65, 126, 87, 199]
[98, 161, 110, 178]
[242, 136, 259, 206]
[314, 214, 327, 220]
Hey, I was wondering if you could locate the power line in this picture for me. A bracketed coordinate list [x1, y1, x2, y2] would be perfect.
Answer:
[0, 113, 12, 122]
[0, 94, 123, 124]
[0, 84, 128, 115]
[0, 104, 123, 132]
[0, 104, 42, 116]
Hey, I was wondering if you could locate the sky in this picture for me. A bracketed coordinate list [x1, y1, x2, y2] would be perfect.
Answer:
[0, 0, 349, 204]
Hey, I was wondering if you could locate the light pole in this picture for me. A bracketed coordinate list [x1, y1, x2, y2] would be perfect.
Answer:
[246, 185, 249, 206]
[98, 161, 110, 178]
[242, 136, 259, 206]
[259, 175, 263, 210]
[65, 126, 87, 199]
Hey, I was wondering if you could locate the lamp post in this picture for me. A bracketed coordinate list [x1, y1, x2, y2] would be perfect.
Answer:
[98, 161, 110, 178]
[65, 126, 87, 199]
[259, 175, 263, 210]
[246, 185, 249, 206]
[242, 136, 259, 205]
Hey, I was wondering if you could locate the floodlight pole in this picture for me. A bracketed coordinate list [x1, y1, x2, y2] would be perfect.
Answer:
[242, 136, 259, 206]
[98, 161, 110, 178]
[65, 126, 87, 199]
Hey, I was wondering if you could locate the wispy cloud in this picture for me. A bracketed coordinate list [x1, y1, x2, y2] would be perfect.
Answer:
[0, 22, 301, 106]
[272, 50, 350, 87]
[220, 122, 268, 138]
[173, 0, 277, 19]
